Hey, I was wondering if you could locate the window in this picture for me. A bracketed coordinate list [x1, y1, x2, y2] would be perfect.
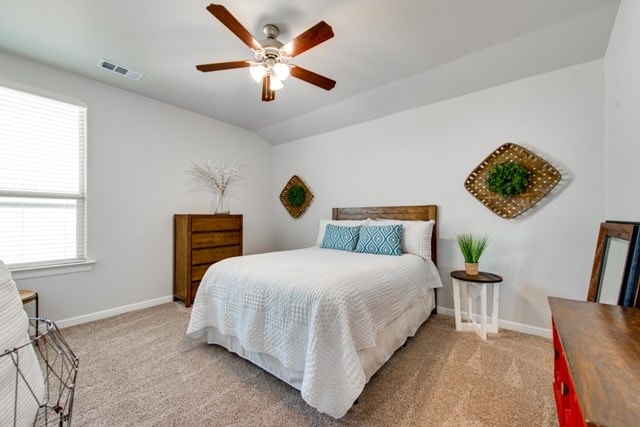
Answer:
[0, 84, 87, 269]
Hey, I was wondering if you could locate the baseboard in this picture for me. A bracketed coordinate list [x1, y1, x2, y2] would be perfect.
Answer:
[436, 306, 552, 338]
[55, 295, 174, 329]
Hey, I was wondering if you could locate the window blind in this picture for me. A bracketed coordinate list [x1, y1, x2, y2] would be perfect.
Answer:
[0, 84, 86, 269]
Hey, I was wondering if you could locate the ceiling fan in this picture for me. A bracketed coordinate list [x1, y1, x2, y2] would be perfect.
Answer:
[196, 4, 336, 102]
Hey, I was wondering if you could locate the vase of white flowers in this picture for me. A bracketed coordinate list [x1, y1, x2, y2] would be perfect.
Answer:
[186, 159, 246, 214]
[215, 191, 230, 215]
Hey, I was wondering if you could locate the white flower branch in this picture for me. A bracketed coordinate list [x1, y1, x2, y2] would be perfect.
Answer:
[185, 160, 247, 196]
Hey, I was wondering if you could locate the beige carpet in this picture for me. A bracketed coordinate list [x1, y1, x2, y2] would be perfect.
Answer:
[61, 302, 556, 426]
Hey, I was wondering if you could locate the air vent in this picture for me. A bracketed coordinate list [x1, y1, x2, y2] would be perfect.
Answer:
[98, 59, 144, 81]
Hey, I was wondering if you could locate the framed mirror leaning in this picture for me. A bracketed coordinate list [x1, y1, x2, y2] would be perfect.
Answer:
[587, 221, 640, 307]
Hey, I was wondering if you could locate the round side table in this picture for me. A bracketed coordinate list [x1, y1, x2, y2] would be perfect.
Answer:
[450, 270, 503, 340]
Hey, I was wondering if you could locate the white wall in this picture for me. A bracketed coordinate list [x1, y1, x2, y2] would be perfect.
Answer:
[273, 60, 605, 331]
[0, 51, 274, 323]
[604, 0, 640, 219]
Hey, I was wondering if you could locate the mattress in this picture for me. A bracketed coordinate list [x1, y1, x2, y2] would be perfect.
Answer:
[187, 247, 442, 418]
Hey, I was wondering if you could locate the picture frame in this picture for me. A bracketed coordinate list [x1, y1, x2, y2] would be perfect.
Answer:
[587, 221, 640, 307]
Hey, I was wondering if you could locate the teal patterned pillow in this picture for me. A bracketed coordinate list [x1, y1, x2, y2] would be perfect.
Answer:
[320, 224, 361, 251]
[355, 225, 403, 256]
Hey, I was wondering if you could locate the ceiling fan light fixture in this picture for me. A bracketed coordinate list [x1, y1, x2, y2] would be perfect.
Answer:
[249, 64, 266, 83]
[270, 76, 284, 91]
[197, 5, 336, 102]
[273, 63, 290, 81]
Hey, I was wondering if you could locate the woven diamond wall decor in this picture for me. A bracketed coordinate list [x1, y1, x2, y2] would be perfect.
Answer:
[465, 143, 561, 219]
[280, 175, 314, 218]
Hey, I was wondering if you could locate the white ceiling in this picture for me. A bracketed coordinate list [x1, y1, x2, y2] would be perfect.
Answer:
[0, 0, 621, 145]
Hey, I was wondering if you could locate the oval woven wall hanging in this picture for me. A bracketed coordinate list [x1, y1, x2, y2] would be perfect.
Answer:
[465, 143, 561, 219]
[280, 175, 314, 218]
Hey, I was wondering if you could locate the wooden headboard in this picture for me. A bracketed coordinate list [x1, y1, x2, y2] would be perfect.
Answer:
[332, 205, 438, 265]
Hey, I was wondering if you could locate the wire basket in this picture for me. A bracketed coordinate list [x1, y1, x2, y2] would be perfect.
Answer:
[1, 318, 79, 426]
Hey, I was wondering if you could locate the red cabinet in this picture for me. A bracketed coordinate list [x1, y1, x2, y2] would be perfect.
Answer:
[552, 319, 585, 427]
[549, 297, 640, 427]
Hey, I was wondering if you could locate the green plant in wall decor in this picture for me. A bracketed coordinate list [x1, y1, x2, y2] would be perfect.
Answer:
[464, 142, 561, 219]
[485, 162, 530, 196]
[287, 185, 306, 207]
[280, 175, 314, 218]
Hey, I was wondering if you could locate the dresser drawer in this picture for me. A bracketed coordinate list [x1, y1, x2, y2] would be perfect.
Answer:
[191, 264, 211, 282]
[192, 216, 241, 232]
[192, 231, 241, 248]
[190, 281, 200, 304]
[551, 317, 585, 427]
[192, 246, 241, 265]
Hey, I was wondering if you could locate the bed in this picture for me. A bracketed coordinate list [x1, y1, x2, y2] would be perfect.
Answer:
[187, 205, 442, 418]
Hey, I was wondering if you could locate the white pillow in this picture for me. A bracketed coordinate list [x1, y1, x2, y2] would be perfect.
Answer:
[0, 260, 44, 425]
[315, 219, 370, 246]
[370, 219, 435, 260]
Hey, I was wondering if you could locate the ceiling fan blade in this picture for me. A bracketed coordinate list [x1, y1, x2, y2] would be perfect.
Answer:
[262, 75, 275, 102]
[206, 4, 262, 51]
[196, 60, 251, 72]
[290, 66, 336, 91]
[282, 21, 334, 58]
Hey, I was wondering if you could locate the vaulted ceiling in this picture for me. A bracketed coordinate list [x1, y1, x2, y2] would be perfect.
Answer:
[0, 0, 621, 145]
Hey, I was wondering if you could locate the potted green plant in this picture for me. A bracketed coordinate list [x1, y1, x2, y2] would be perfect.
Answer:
[456, 233, 489, 275]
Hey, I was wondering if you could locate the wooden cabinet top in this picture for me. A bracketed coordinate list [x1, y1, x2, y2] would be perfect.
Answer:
[174, 214, 242, 217]
[174, 214, 242, 220]
[549, 297, 640, 426]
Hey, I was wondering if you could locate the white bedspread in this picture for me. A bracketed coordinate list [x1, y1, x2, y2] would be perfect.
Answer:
[186, 247, 442, 418]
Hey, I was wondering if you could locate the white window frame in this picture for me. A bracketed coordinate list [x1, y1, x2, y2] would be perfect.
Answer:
[0, 82, 93, 277]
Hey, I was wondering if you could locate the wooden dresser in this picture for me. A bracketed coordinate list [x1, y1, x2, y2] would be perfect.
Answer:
[548, 297, 640, 426]
[174, 214, 242, 307]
